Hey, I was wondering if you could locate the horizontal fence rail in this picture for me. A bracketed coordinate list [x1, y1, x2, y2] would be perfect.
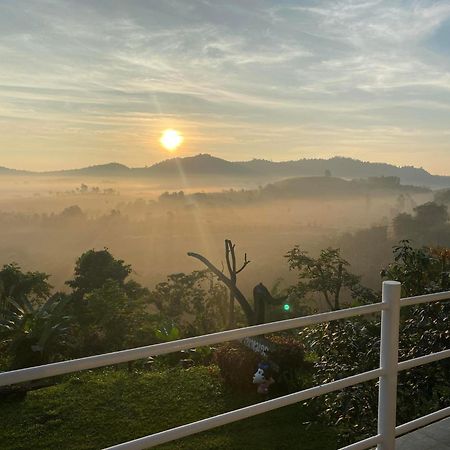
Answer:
[0, 283, 449, 450]
[395, 406, 450, 437]
[105, 369, 383, 450]
[398, 349, 450, 372]
[0, 302, 385, 387]
[339, 434, 382, 450]
[400, 290, 450, 307]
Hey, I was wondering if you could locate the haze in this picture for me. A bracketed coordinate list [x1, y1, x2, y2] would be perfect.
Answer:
[0, 169, 434, 302]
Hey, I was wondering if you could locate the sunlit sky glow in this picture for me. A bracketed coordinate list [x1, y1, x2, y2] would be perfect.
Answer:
[160, 129, 183, 152]
[1, 0, 450, 173]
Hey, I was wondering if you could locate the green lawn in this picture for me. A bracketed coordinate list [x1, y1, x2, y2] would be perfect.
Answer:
[0, 366, 337, 450]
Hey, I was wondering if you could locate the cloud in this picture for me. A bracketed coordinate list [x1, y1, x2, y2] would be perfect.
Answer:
[0, 0, 449, 172]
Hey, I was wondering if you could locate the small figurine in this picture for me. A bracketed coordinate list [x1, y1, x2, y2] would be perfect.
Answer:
[252, 362, 275, 394]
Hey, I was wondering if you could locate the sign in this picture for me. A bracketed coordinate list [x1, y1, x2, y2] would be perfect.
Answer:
[241, 336, 272, 357]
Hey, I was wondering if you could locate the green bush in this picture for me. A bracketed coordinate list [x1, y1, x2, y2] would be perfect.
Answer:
[215, 335, 309, 393]
[268, 335, 312, 393]
[301, 304, 449, 446]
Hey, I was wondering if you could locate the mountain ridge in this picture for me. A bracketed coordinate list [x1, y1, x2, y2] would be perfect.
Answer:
[1, 154, 449, 188]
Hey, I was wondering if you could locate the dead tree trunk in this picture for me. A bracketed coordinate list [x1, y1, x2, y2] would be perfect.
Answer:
[225, 239, 250, 328]
[253, 283, 288, 324]
[188, 242, 254, 326]
[188, 241, 284, 326]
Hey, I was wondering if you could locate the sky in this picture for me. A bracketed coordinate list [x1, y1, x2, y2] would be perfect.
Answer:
[1, 0, 450, 173]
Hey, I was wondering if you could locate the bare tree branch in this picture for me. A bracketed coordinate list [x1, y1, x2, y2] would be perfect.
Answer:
[225, 240, 233, 276]
[230, 243, 237, 273]
[236, 253, 251, 274]
[187, 251, 255, 324]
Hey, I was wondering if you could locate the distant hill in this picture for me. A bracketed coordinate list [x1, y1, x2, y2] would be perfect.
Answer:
[239, 157, 427, 179]
[42, 162, 131, 176]
[164, 176, 430, 207]
[1, 154, 449, 188]
[262, 176, 429, 199]
[140, 153, 253, 177]
[0, 166, 30, 175]
[238, 157, 449, 188]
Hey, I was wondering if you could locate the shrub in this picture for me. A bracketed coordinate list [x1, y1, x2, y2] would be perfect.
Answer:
[268, 335, 311, 393]
[300, 303, 450, 445]
[215, 334, 310, 392]
[215, 342, 261, 391]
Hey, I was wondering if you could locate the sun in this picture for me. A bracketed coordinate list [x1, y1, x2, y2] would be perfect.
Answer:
[160, 129, 183, 152]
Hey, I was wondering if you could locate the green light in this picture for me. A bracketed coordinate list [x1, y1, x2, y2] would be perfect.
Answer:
[283, 304, 290, 311]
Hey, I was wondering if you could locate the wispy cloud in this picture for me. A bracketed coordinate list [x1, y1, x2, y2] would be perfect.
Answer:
[0, 0, 449, 172]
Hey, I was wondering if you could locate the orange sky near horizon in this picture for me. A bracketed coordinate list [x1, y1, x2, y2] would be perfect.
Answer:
[1, 1, 450, 175]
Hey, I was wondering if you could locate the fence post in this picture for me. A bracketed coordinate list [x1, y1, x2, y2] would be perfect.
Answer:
[377, 281, 402, 450]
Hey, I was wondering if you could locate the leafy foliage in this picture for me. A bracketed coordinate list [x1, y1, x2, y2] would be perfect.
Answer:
[150, 270, 228, 335]
[68, 280, 154, 357]
[299, 319, 380, 441]
[381, 240, 449, 295]
[0, 251, 155, 367]
[66, 249, 131, 299]
[0, 250, 235, 368]
[301, 241, 450, 445]
[285, 246, 373, 310]
[155, 323, 181, 342]
[435, 188, 450, 205]
[0, 263, 52, 310]
[214, 342, 261, 391]
[393, 202, 450, 246]
[215, 335, 309, 393]
[0, 294, 71, 369]
[397, 302, 449, 422]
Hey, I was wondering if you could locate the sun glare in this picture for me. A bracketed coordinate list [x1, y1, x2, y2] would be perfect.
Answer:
[160, 129, 183, 151]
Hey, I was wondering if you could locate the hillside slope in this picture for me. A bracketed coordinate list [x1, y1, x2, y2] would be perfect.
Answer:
[1, 154, 449, 188]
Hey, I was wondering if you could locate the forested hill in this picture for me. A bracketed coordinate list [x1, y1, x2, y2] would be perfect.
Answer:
[239, 156, 446, 187]
[160, 176, 429, 206]
[1, 154, 449, 188]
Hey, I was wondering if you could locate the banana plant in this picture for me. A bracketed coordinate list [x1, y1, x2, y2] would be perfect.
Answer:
[0, 294, 72, 369]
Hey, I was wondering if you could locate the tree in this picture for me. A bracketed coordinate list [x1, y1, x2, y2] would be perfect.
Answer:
[380, 240, 443, 296]
[66, 249, 131, 299]
[60, 205, 85, 220]
[380, 242, 449, 432]
[434, 188, 450, 205]
[188, 242, 255, 325]
[303, 241, 449, 445]
[149, 270, 228, 335]
[414, 202, 448, 228]
[392, 212, 416, 239]
[367, 176, 400, 188]
[337, 225, 392, 289]
[71, 280, 153, 356]
[188, 240, 282, 325]
[63, 249, 155, 357]
[224, 239, 250, 328]
[0, 263, 51, 310]
[392, 202, 450, 246]
[0, 294, 71, 369]
[285, 247, 365, 310]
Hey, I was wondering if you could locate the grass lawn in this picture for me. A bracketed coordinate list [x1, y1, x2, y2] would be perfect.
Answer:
[0, 365, 338, 450]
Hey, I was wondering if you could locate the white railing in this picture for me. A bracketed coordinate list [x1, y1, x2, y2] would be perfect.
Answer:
[0, 281, 449, 450]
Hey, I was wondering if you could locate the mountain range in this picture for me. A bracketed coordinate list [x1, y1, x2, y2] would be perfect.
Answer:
[1, 154, 449, 189]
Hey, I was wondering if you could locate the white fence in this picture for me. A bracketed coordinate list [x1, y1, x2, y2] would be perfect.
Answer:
[0, 281, 449, 450]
